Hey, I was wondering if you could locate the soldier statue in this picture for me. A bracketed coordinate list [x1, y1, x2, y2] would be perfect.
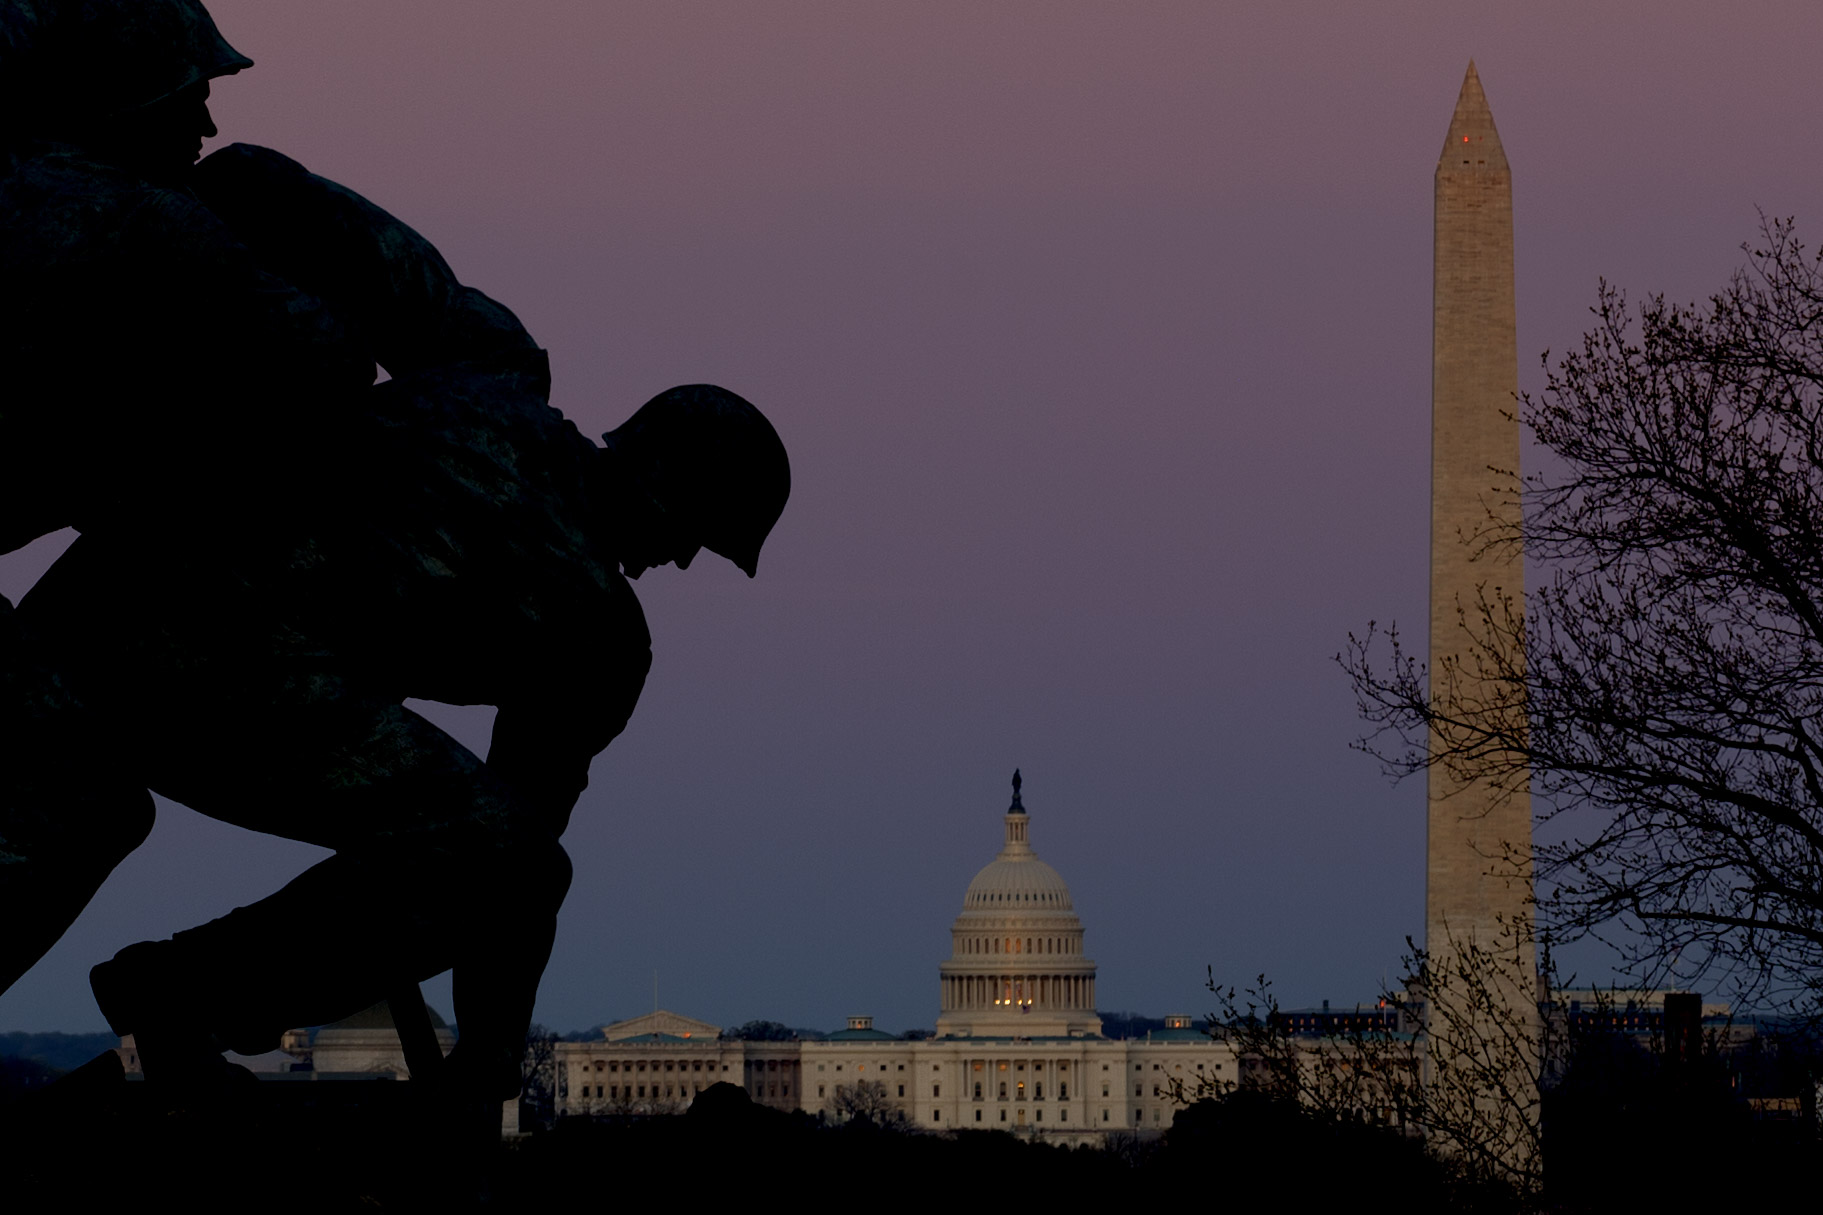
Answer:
[0, 0, 789, 1108]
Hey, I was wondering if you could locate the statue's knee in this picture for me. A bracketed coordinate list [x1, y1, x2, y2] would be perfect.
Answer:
[113, 787, 156, 856]
[82, 785, 155, 867]
[548, 838, 574, 900]
[516, 835, 571, 911]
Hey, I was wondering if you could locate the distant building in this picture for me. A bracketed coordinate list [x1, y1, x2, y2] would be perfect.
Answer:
[281, 1000, 457, 1077]
[553, 775, 1234, 1141]
[275, 1000, 518, 1133]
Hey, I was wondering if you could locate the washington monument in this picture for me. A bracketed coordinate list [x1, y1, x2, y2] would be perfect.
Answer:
[1426, 60, 1538, 1161]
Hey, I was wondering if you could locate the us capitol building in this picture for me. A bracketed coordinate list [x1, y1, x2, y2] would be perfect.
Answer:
[553, 774, 1233, 1140]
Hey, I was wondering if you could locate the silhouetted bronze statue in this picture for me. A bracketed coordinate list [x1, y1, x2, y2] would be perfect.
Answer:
[0, 0, 789, 1110]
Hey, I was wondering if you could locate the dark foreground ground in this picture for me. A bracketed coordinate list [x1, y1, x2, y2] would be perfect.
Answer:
[1, 1065, 1815, 1212]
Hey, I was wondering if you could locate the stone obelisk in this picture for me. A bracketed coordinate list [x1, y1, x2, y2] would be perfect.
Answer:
[1427, 60, 1537, 1170]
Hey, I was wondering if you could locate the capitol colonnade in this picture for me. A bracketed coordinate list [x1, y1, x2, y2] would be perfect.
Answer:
[941, 973, 1095, 1013]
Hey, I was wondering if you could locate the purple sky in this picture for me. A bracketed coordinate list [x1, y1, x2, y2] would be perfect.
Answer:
[6, 1, 1823, 1035]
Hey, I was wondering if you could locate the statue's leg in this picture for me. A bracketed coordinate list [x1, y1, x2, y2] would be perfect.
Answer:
[22, 533, 566, 1094]
[0, 596, 153, 997]
[92, 689, 568, 1092]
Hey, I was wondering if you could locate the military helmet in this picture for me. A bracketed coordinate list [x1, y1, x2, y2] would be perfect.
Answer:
[1, 0, 251, 131]
[602, 385, 790, 578]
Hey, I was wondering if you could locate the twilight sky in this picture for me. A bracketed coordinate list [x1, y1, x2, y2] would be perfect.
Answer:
[6, 0, 1823, 1036]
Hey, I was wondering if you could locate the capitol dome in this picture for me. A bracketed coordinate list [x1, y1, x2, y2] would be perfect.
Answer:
[961, 844, 1074, 911]
[936, 772, 1101, 1039]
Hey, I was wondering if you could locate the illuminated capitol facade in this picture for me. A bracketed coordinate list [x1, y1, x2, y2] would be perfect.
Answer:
[553, 774, 1232, 1140]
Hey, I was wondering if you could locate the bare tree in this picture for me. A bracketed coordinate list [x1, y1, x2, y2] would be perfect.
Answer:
[519, 1024, 558, 1130]
[1346, 217, 1823, 1012]
[826, 1078, 898, 1125]
[1184, 923, 1571, 1197]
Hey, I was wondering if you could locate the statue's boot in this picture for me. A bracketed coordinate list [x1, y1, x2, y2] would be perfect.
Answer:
[89, 830, 568, 1084]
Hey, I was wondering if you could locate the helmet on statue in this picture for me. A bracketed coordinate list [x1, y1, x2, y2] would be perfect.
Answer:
[1, 0, 250, 133]
[602, 385, 791, 579]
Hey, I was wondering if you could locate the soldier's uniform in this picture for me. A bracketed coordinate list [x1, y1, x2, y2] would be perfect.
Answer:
[0, 144, 375, 995]
[1, 4, 784, 1097]
[8, 141, 652, 1080]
